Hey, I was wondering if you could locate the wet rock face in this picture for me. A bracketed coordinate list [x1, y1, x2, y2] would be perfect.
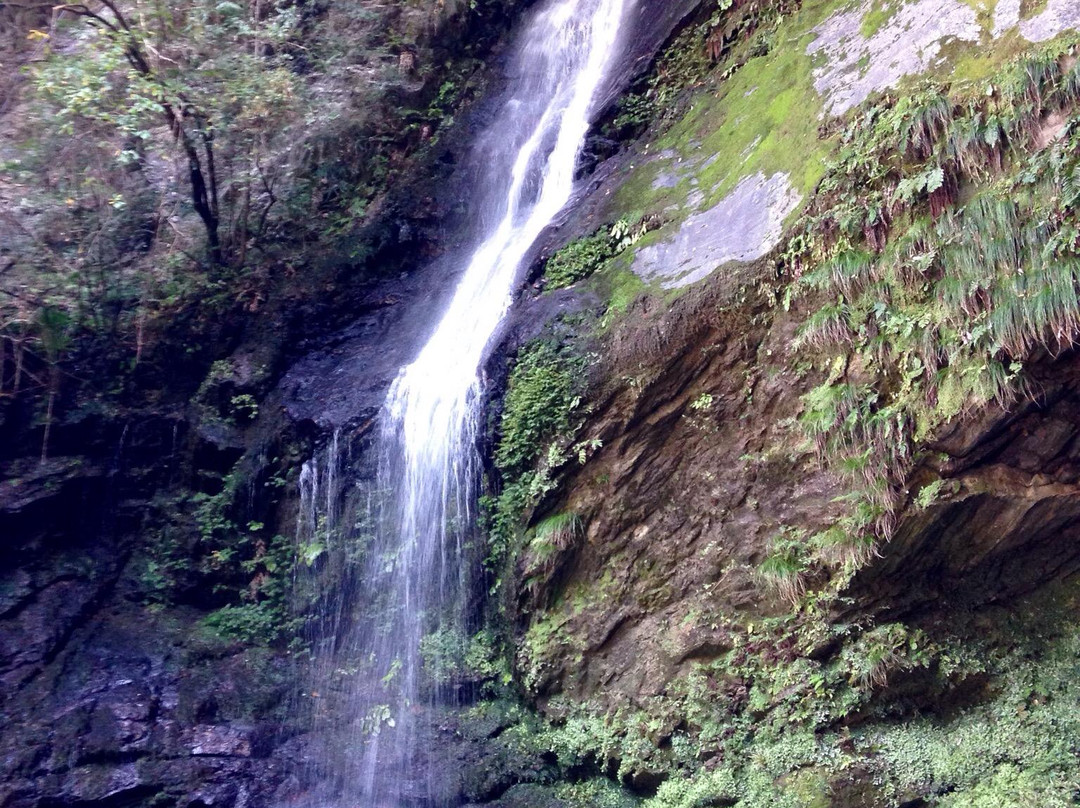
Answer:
[0, 600, 294, 808]
[632, 172, 801, 288]
[853, 351, 1080, 614]
[512, 268, 849, 704]
[0, 457, 117, 693]
[602, 0, 702, 108]
[504, 0, 1080, 720]
[0, 410, 297, 808]
[513, 276, 1080, 715]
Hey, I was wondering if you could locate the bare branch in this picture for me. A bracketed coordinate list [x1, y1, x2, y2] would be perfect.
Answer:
[52, 3, 120, 34]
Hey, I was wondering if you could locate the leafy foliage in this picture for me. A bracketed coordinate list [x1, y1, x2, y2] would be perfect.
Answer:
[202, 602, 284, 645]
[756, 529, 808, 606]
[543, 233, 614, 290]
[0, 0, 517, 458]
[486, 340, 587, 574]
[494, 342, 582, 477]
[503, 583, 1080, 808]
[778, 45, 1080, 574]
[541, 219, 653, 291]
[419, 627, 509, 686]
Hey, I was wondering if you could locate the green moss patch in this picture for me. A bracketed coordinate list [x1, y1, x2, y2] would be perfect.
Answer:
[777, 44, 1080, 573]
[859, 0, 902, 38]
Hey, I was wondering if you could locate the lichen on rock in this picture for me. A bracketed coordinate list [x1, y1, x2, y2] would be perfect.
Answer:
[632, 171, 801, 288]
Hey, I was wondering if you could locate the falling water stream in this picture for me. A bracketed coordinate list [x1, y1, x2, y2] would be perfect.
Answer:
[297, 0, 631, 803]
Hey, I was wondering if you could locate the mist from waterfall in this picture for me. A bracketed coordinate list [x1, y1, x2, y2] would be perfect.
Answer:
[294, 0, 631, 803]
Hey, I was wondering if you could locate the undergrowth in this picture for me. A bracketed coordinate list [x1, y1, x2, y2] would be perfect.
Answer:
[484, 338, 590, 589]
[773, 43, 1080, 579]
[542, 219, 655, 290]
[477, 23, 1080, 808]
[510, 583, 1080, 808]
[507, 39, 1080, 808]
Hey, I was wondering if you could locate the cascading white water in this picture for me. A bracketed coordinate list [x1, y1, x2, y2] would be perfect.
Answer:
[296, 0, 631, 804]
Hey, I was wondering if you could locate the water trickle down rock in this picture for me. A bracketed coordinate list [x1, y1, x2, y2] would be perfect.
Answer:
[292, 0, 637, 804]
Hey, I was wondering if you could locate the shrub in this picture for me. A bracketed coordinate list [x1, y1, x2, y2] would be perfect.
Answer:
[544, 233, 614, 290]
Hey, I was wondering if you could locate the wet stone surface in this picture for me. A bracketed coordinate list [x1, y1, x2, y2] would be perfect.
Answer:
[631, 171, 800, 288]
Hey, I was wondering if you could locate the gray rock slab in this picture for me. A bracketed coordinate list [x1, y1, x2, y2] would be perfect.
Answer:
[808, 0, 981, 117]
[993, 0, 1080, 41]
[632, 172, 801, 289]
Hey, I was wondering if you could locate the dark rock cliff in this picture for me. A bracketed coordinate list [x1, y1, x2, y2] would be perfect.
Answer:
[5, 0, 1080, 807]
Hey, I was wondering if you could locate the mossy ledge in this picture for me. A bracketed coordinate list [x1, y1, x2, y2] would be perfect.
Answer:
[473, 7, 1080, 807]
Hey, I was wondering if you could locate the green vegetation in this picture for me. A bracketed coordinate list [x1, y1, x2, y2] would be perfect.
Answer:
[756, 530, 808, 606]
[229, 394, 260, 424]
[542, 219, 654, 290]
[493, 342, 583, 478]
[480, 27, 1080, 808]
[0, 0, 521, 472]
[132, 458, 299, 647]
[605, 14, 711, 136]
[492, 582, 1080, 808]
[552, 779, 640, 808]
[202, 602, 284, 646]
[485, 339, 589, 577]
[543, 233, 615, 290]
[419, 627, 510, 686]
[519, 511, 587, 598]
[777, 45, 1080, 574]
[607, 0, 799, 140]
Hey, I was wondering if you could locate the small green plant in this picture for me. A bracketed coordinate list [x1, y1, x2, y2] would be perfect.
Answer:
[494, 342, 582, 477]
[523, 511, 585, 588]
[420, 626, 468, 683]
[914, 479, 947, 510]
[842, 623, 932, 690]
[419, 627, 509, 685]
[534, 511, 583, 548]
[542, 218, 655, 291]
[690, 392, 714, 411]
[543, 232, 614, 290]
[202, 602, 281, 645]
[230, 393, 259, 423]
[486, 339, 588, 580]
[757, 531, 809, 607]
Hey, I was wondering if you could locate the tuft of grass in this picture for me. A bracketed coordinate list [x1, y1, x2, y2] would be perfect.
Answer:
[756, 533, 808, 607]
[779, 43, 1080, 575]
[533, 511, 584, 551]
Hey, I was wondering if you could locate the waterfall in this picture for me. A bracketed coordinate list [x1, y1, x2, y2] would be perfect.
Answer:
[295, 0, 631, 803]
